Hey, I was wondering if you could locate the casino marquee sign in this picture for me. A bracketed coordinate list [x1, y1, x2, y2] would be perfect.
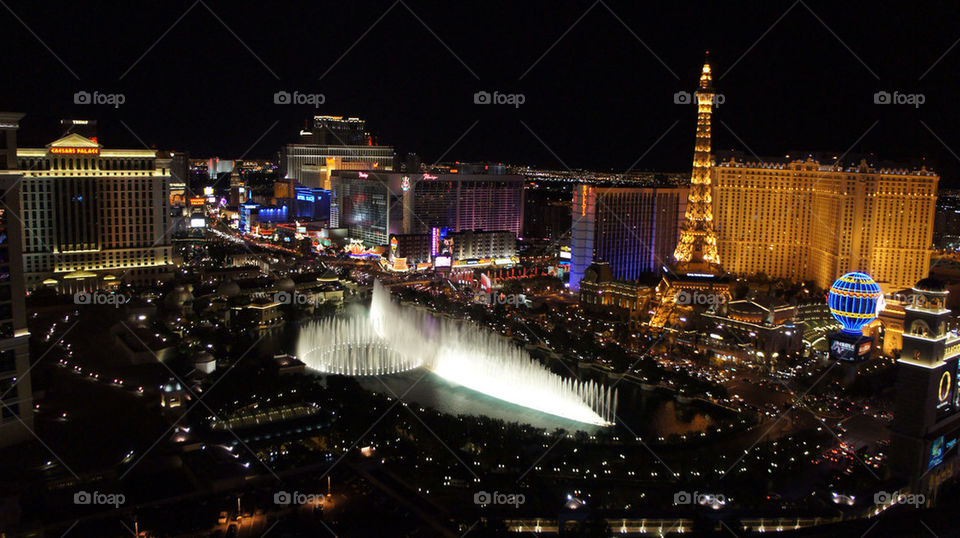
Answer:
[49, 147, 99, 155]
[45, 133, 102, 156]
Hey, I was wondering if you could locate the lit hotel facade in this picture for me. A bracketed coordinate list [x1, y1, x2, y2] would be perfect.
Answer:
[712, 156, 938, 290]
[569, 185, 687, 291]
[282, 144, 395, 190]
[331, 171, 524, 246]
[16, 133, 174, 291]
[281, 116, 395, 191]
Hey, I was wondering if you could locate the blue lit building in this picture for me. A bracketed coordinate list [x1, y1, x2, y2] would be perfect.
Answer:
[239, 203, 259, 234]
[293, 187, 330, 222]
[569, 184, 687, 291]
[258, 204, 289, 224]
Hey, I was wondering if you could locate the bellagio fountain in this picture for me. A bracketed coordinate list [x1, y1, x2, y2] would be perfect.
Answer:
[296, 281, 616, 426]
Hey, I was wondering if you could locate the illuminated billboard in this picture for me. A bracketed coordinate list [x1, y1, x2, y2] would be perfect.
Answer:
[828, 332, 872, 362]
[927, 435, 957, 470]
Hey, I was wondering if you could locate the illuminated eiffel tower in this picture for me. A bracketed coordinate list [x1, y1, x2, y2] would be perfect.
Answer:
[650, 53, 728, 329]
[673, 54, 721, 271]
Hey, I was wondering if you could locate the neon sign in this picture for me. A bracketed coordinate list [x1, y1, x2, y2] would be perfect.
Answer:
[50, 147, 99, 155]
[939, 370, 952, 403]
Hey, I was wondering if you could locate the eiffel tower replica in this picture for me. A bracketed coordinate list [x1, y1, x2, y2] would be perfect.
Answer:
[650, 53, 729, 329]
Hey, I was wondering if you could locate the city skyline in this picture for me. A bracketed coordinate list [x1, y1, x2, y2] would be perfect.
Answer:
[1, 2, 958, 183]
[4, 4, 960, 537]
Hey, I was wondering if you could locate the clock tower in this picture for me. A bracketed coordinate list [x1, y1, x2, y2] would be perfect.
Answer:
[890, 278, 960, 500]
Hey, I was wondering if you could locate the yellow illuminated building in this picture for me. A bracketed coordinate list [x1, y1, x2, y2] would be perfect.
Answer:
[712, 157, 938, 290]
[16, 133, 174, 291]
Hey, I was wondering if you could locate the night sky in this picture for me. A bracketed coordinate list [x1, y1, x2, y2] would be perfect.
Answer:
[3, 1, 959, 183]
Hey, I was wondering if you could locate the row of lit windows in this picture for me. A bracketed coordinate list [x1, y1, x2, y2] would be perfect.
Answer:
[18, 158, 155, 171]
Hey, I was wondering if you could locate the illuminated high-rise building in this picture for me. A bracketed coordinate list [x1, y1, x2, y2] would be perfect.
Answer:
[331, 171, 523, 246]
[569, 185, 687, 291]
[282, 116, 395, 190]
[16, 132, 174, 291]
[302, 116, 370, 146]
[712, 155, 938, 290]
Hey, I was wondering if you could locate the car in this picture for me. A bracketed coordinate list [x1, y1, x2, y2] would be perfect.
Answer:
[218, 511, 228, 525]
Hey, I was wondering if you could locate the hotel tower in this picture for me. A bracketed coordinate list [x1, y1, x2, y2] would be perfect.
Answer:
[16, 130, 174, 291]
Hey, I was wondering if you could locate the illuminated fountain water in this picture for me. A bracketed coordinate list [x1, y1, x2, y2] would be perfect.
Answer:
[296, 316, 422, 375]
[297, 281, 616, 426]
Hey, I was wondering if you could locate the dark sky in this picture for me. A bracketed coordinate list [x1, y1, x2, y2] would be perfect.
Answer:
[2, 1, 959, 183]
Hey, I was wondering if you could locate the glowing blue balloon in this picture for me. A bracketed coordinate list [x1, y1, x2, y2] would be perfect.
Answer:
[828, 272, 885, 335]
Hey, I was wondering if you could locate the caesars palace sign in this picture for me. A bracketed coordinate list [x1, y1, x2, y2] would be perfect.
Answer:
[49, 147, 99, 155]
